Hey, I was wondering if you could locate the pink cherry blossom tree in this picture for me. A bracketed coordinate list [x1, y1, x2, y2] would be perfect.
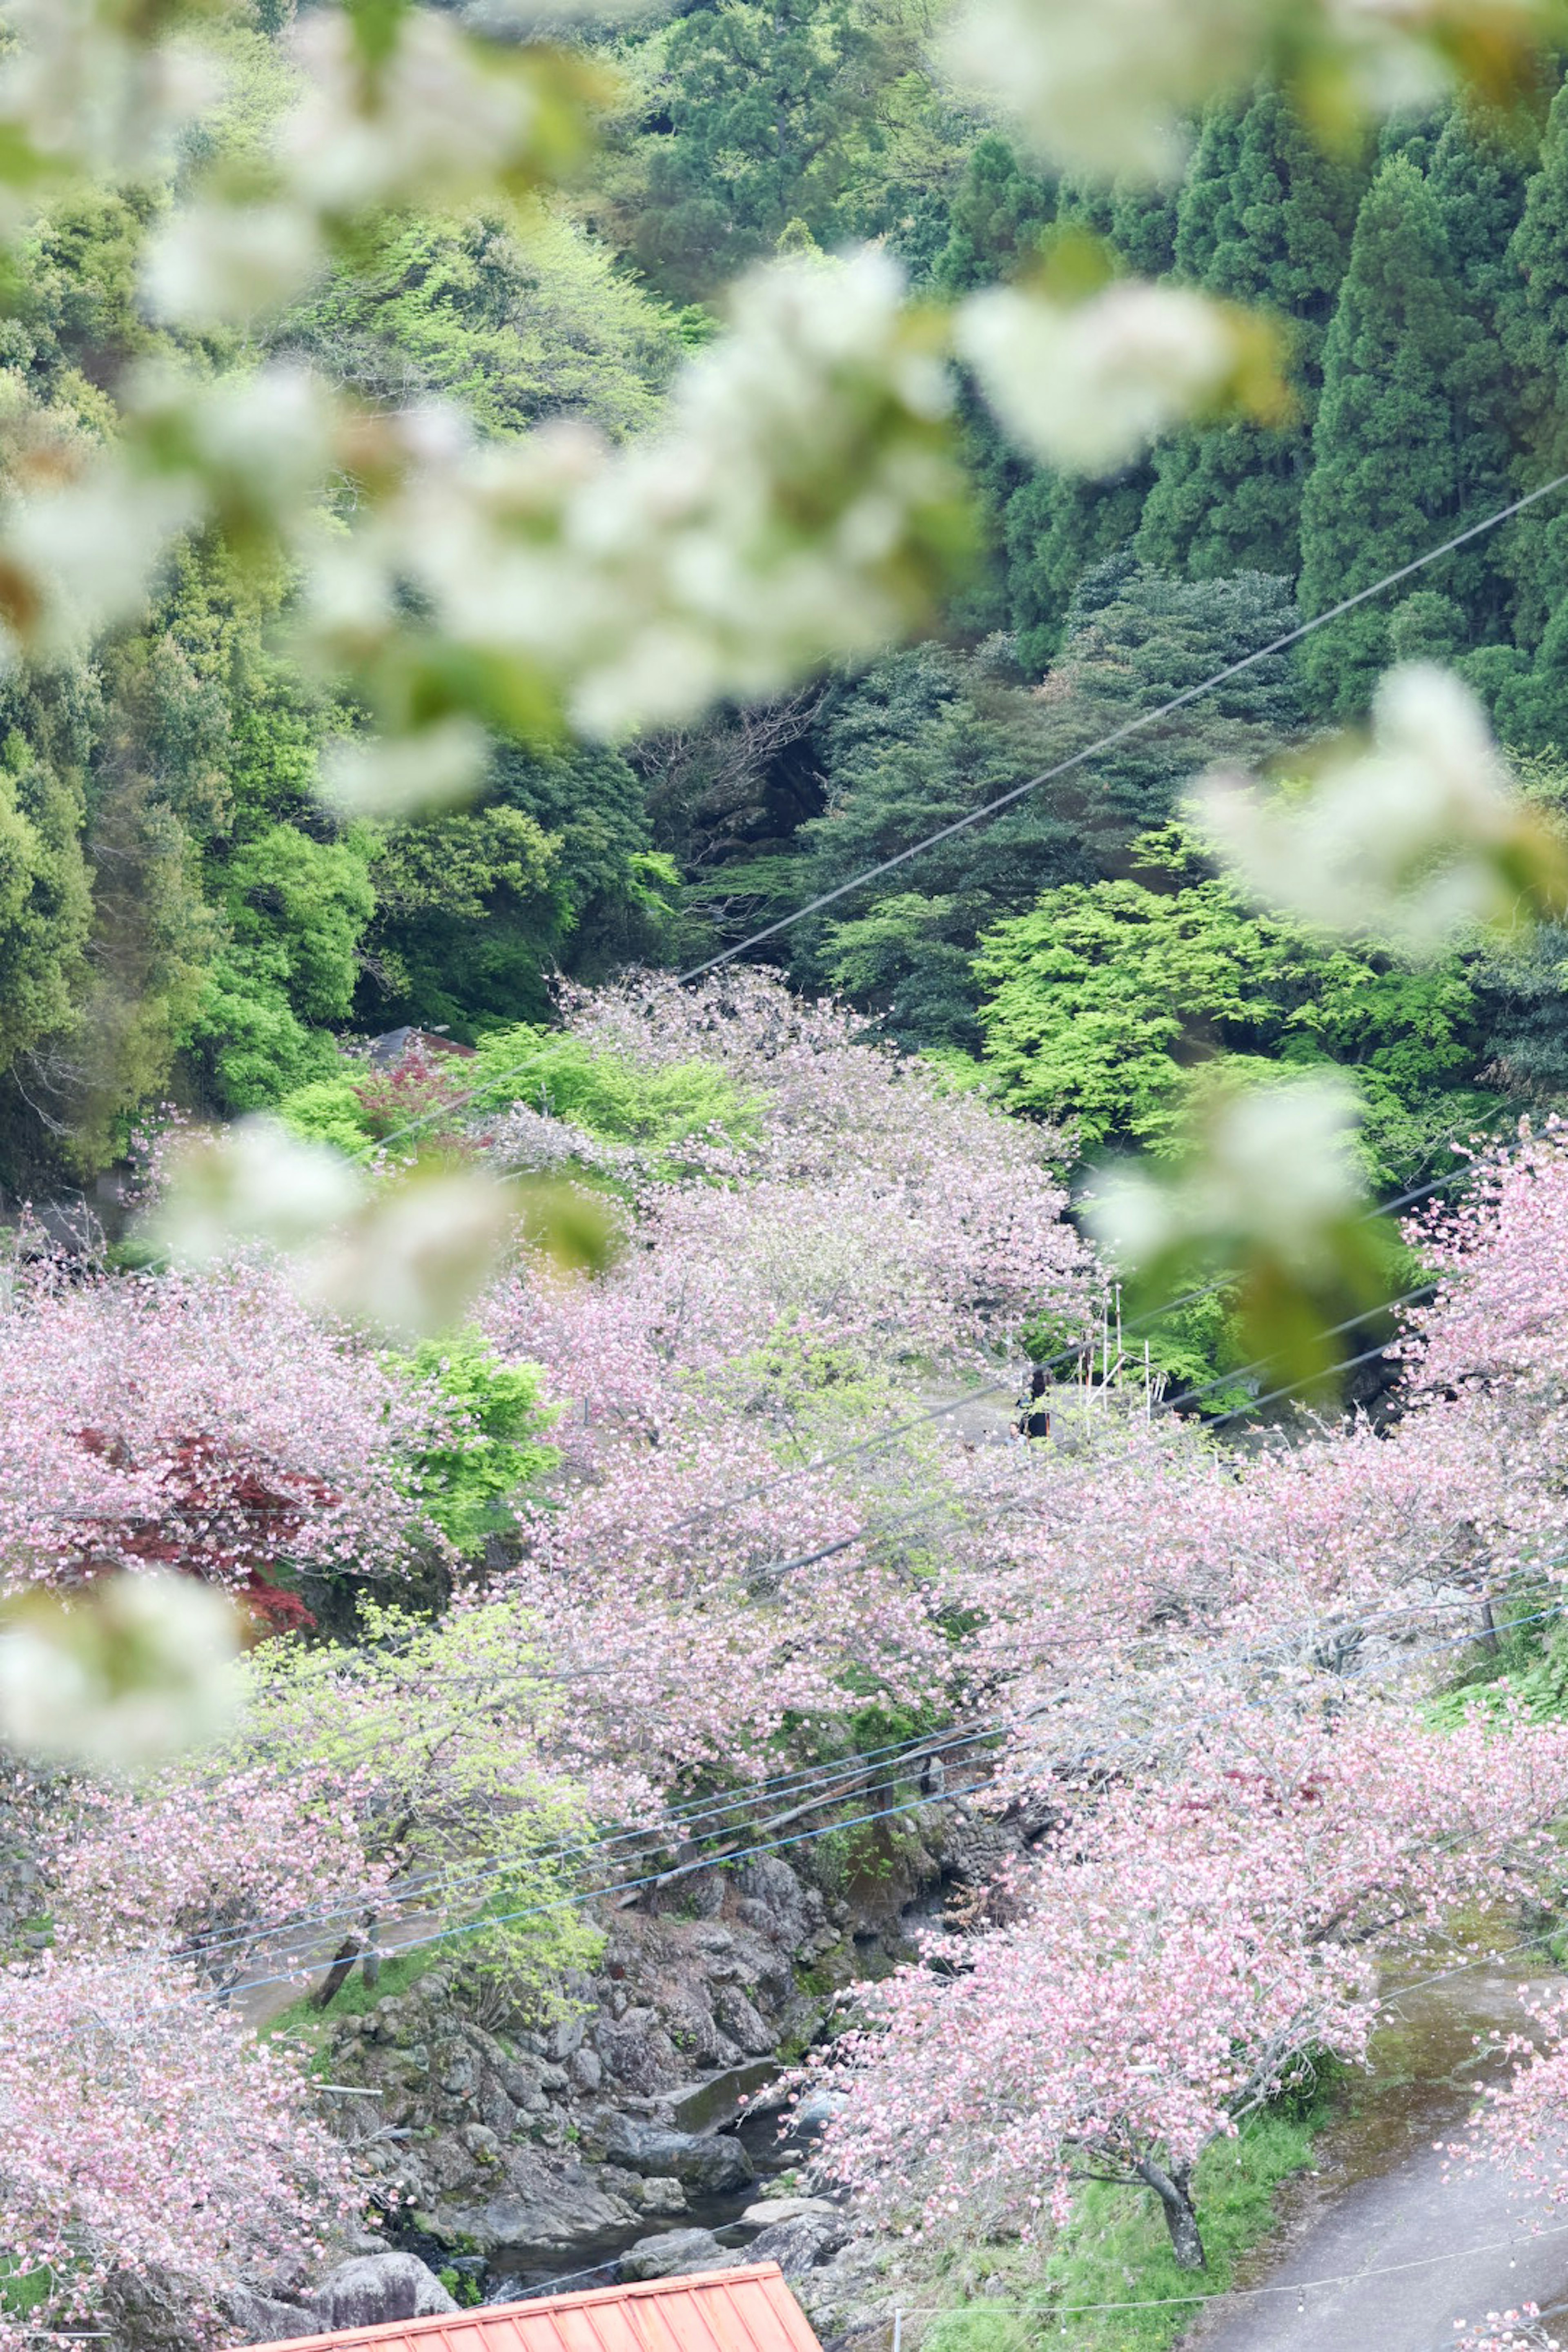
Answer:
[0, 1263, 446, 1622]
[812, 1702, 1568, 2268]
[0, 1954, 361, 2343]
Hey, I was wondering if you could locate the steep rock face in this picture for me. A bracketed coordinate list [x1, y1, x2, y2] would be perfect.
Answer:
[316, 1844, 869, 2270]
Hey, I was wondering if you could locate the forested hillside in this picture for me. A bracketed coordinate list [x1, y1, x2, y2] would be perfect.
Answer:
[6, 4, 1568, 1207]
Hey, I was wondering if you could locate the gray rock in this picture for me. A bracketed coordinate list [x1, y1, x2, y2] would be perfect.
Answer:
[597, 2117, 755, 2194]
[223, 2288, 321, 2345]
[595, 2013, 681, 2095]
[543, 2016, 584, 2063]
[747, 2213, 848, 2278]
[307, 2254, 458, 2332]
[712, 1987, 774, 2056]
[570, 2046, 604, 2093]
[445, 2161, 637, 2260]
[739, 2197, 836, 2228]
[617, 2230, 741, 2282]
[639, 2176, 688, 2216]
[735, 1858, 807, 1942]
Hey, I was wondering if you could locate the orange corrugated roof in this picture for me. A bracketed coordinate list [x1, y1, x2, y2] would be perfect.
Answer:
[243, 2264, 826, 2352]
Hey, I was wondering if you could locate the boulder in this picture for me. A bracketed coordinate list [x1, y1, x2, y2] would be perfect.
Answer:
[222, 2289, 321, 2346]
[307, 2254, 458, 2331]
[597, 2117, 755, 2194]
[639, 2176, 688, 2216]
[738, 2197, 836, 2229]
[747, 2212, 848, 2278]
[444, 2169, 637, 2261]
[617, 2230, 741, 2282]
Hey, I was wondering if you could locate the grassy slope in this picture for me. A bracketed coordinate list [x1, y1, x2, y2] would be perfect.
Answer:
[920, 2099, 1327, 2352]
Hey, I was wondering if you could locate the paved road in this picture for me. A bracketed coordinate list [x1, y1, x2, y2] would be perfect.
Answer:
[1183, 1965, 1568, 2352]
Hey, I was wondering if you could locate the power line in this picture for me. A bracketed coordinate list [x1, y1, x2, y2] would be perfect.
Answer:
[70, 1562, 1562, 2002]
[363, 477, 1568, 1163]
[85, 1265, 1483, 1980]
[137, 1276, 1433, 1965]
[208, 1577, 1568, 2002]
[679, 470, 1568, 979]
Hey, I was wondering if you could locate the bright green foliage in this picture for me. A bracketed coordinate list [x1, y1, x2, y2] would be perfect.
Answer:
[467, 1024, 756, 1158]
[278, 213, 685, 442]
[973, 830, 1488, 1184]
[190, 824, 375, 1111]
[1298, 157, 1465, 716]
[223, 827, 374, 1029]
[394, 1332, 559, 1557]
[1138, 86, 1366, 579]
[237, 1603, 603, 1999]
[0, 734, 90, 1074]
[280, 1023, 755, 1170]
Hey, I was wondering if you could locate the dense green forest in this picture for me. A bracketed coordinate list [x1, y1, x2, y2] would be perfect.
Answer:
[9, 1, 1568, 1199]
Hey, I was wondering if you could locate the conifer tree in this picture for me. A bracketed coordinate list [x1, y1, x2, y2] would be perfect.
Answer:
[1137, 87, 1365, 579]
[1297, 155, 1463, 717]
[1171, 94, 1250, 283]
[998, 174, 1175, 666]
[1006, 468, 1153, 675]
[1425, 98, 1534, 635]
[1498, 80, 1568, 655]
[1107, 175, 1180, 276]
[931, 136, 1056, 295]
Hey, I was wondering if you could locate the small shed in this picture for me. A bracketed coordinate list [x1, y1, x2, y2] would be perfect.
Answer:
[247, 2266, 827, 2352]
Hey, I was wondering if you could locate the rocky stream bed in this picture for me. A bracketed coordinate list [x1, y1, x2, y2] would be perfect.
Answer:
[220, 1785, 1034, 2351]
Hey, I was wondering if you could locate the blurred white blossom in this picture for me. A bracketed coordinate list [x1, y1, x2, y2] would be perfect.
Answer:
[1091, 1076, 1368, 1276]
[303, 1169, 522, 1341]
[432, 249, 965, 741]
[1087, 1074, 1386, 1384]
[1192, 664, 1568, 955]
[941, 0, 1554, 179]
[0, 2, 222, 183]
[0, 1574, 241, 1771]
[956, 279, 1285, 476]
[0, 463, 202, 662]
[142, 200, 326, 330]
[322, 717, 493, 817]
[943, 0, 1270, 178]
[154, 1116, 369, 1265]
[280, 7, 597, 221]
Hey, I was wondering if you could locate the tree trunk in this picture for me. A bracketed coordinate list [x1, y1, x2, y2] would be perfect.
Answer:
[312, 1929, 365, 2010]
[360, 1913, 382, 1991]
[1135, 2157, 1207, 2270]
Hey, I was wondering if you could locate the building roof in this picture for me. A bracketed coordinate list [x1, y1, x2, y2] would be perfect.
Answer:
[245, 2266, 826, 2352]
